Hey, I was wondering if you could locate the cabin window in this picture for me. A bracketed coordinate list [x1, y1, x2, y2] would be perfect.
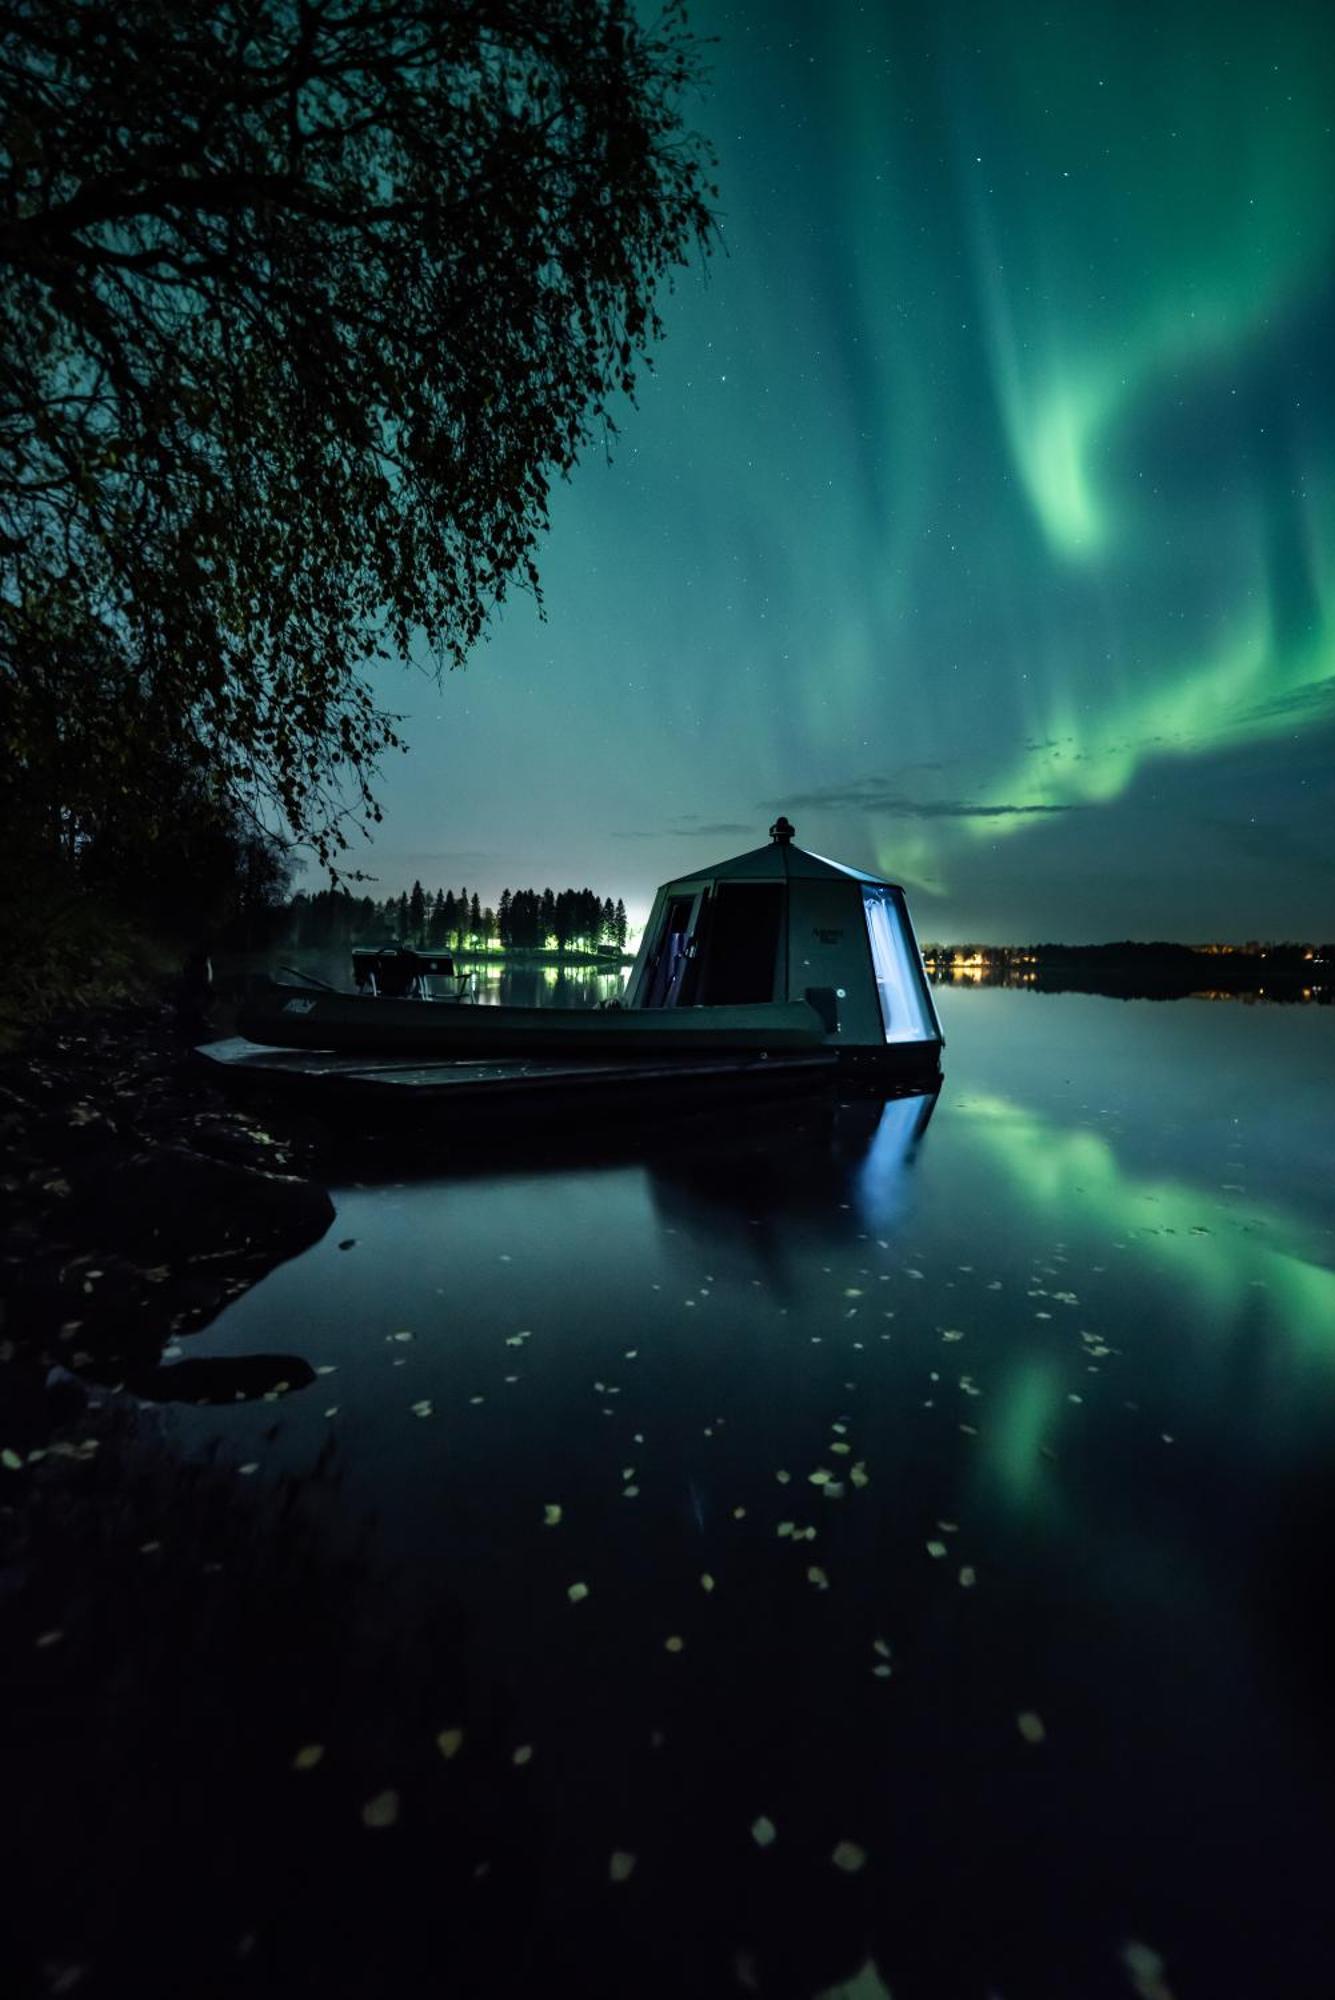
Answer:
[696, 884, 785, 1004]
[862, 888, 936, 1042]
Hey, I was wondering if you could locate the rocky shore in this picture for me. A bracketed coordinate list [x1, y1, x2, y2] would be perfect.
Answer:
[1, 997, 335, 1427]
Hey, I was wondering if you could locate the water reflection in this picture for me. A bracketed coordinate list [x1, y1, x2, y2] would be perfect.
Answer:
[34, 987, 1335, 1997]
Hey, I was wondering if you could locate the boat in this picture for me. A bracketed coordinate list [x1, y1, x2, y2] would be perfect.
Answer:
[214, 821, 943, 1113]
[236, 984, 828, 1057]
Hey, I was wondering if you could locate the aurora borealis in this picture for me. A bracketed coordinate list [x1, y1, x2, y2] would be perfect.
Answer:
[363, 0, 1335, 941]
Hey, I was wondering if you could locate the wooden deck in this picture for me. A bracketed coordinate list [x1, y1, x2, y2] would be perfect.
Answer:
[196, 1037, 840, 1120]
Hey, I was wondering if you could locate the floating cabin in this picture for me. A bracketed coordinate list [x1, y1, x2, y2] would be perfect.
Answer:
[625, 818, 943, 1070]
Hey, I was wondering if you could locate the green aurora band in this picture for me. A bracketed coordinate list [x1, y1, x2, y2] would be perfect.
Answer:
[369, 0, 1335, 938]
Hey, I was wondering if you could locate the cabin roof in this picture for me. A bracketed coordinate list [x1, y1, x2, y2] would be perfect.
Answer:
[659, 840, 900, 892]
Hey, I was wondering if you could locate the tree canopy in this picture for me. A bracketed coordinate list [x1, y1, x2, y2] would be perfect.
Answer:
[1, 0, 715, 867]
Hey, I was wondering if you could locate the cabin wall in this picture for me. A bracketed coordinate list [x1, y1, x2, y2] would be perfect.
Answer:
[623, 888, 668, 1007]
[786, 881, 884, 1045]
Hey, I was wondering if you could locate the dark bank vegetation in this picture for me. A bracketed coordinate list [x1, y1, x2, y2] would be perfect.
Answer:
[1, 0, 715, 1014]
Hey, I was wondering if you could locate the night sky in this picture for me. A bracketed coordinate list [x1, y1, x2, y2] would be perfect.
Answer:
[355, 0, 1334, 943]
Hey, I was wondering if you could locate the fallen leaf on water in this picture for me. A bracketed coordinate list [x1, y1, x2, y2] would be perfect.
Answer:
[814, 1955, 894, 2000]
[238, 1463, 259, 1476]
[925, 1540, 948, 1559]
[750, 1815, 777, 1848]
[700, 1573, 715, 1592]
[291, 1744, 325, 1772]
[775, 1470, 791, 1485]
[567, 1582, 590, 1604]
[829, 1442, 851, 1456]
[1122, 1938, 1176, 1999]
[361, 1790, 399, 1829]
[2, 1449, 23, 1471]
[664, 1635, 685, 1653]
[808, 1469, 832, 1486]
[543, 1504, 562, 1527]
[830, 1839, 867, 1873]
[35, 1630, 63, 1649]
[512, 1744, 533, 1765]
[436, 1728, 463, 1760]
[959, 1566, 977, 1588]
[733, 1506, 747, 1520]
[1017, 1711, 1046, 1745]
[777, 1521, 795, 1538]
[609, 1851, 637, 1884]
[623, 1485, 640, 1498]
[849, 1463, 869, 1488]
[873, 1638, 892, 1659]
[807, 1565, 830, 1591]
[410, 1400, 433, 1418]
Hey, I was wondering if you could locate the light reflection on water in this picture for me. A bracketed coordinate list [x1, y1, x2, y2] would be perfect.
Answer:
[172, 986, 1335, 1994]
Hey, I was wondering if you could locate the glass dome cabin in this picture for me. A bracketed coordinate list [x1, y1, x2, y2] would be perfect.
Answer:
[624, 819, 943, 1071]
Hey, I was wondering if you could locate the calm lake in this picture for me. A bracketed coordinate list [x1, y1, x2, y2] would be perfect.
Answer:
[35, 984, 1335, 1996]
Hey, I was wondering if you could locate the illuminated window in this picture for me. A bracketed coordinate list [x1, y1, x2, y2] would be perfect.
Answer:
[862, 888, 936, 1043]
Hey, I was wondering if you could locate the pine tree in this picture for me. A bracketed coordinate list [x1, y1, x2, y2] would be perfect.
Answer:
[408, 879, 426, 944]
[498, 888, 512, 949]
[614, 898, 628, 951]
[469, 892, 482, 948]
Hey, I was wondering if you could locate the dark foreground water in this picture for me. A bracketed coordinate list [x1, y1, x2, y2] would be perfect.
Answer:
[9, 986, 1335, 1999]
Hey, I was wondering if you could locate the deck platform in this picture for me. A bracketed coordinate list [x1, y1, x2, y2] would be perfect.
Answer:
[196, 1037, 841, 1122]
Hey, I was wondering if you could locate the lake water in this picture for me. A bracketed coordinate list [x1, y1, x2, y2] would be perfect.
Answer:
[49, 988, 1335, 1995]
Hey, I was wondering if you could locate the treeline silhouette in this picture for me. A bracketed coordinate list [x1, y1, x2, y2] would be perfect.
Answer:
[279, 884, 630, 955]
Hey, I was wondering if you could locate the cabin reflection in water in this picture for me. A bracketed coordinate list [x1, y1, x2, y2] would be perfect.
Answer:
[626, 817, 943, 1069]
[646, 1084, 940, 1270]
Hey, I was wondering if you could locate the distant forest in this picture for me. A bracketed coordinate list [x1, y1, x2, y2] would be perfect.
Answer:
[280, 884, 630, 956]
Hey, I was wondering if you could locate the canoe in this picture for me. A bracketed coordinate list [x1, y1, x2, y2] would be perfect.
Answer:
[236, 986, 829, 1058]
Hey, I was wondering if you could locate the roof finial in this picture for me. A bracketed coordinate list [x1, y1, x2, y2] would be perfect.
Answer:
[769, 815, 795, 847]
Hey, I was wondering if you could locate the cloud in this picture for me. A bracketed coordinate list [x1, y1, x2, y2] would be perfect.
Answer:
[1230, 676, 1335, 729]
[611, 821, 754, 840]
[763, 779, 1079, 820]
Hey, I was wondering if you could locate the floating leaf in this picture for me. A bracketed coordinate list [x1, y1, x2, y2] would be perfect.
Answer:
[750, 1815, 777, 1848]
[543, 1504, 562, 1527]
[959, 1566, 977, 1588]
[1017, 1711, 1046, 1745]
[609, 1850, 637, 1883]
[291, 1744, 325, 1772]
[700, 1573, 715, 1593]
[806, 1565, 830, 1591]
[436, 1728, 463, 1760]
[925, 1540, 948, 1559]
[567, 1581, 590, 1604]
[361, 1789, 399, 1829]
[775, 1470, 791, 1485]
[831, 1839, 867, 1873]
[664, 1635, 685, 1653]
[777, 1521, 795, 1538]
[512, 1744, 533, 1765]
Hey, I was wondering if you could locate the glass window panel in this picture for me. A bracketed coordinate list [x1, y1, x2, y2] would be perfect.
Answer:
[862, 888, 936, 1042]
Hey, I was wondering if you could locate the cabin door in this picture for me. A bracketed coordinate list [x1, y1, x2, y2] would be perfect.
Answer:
[644, 891, 707, 1007]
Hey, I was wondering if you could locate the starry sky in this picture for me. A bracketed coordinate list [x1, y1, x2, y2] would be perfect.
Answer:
[354, 0, 1335, 943]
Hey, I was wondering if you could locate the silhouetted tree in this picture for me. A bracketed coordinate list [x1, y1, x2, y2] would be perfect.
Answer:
[614, 898, 628, 950]
[1, 0, 716, 868]
[408, 879, 426, 944]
